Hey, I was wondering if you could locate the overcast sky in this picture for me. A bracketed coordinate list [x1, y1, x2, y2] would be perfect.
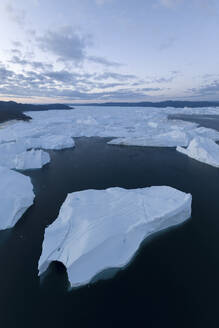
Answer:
[0, 0, 219, 103]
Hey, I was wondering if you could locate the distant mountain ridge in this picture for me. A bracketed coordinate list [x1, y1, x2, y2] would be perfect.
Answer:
[72, 100, 219, 108]
[0, 101, 72, 124]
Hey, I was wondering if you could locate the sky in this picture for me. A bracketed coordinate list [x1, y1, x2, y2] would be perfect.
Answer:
[0, 0, 219, 103]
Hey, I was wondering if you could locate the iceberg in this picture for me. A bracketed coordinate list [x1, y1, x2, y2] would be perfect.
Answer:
[187, 127, 219, 142]
[0, 166, 35, 230]
[14, 149, 50, 170]
[0, 106, 219, 151]
[0, 141, 50, 170]
[39, 135, 75, 150]
[0, 141, 28, 168]
[177, 136, 219, 168]
[108, 130, 189, 147]
[38, 186, 192, 288]
[21, 135, 75, 150]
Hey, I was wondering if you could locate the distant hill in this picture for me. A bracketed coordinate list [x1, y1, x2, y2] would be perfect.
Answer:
[0, 101, 72, 124]
[71, 100, 219, 108]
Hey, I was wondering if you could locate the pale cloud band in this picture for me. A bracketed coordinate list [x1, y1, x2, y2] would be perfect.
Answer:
[0, 0, 218, 102]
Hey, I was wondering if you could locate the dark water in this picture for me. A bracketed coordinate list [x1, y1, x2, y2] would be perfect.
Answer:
[1, 117, 219, 327]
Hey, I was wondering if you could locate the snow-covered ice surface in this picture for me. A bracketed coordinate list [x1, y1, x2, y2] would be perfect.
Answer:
[177, 136, 219, 168]
[38, 186, 192, 288]
[0, 166, 35, 230]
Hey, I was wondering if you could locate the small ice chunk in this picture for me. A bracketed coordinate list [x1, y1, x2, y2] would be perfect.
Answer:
[177, 136, 219, 167]
[38, 186, 192, 288]
[0, 166, 35, 230]
[14, 149, 50, 170]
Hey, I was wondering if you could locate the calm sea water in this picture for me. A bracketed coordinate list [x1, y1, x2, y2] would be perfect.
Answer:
[0, 115, 219, 327]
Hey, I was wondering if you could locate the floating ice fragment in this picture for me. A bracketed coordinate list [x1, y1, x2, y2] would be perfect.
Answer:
[0, 166, 35, 230]
[177, 136, 219, 168]
[38, 186, 192, 288]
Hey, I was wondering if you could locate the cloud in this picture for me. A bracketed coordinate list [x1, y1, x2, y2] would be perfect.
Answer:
[159, 36, 176, 50]
[0, 65, 14, 82]
[159, 0, 182, 8]
[95, 72, 137, 81]
[154, 76, 174, 83]
[37, 26, 90, 64]
[36, 26, 124, 67]
[10, 56, 29, 66]
[188, 80, 219, 97]
[87, 56, 122, 67]
[193, 0, 217, 16]
[0, 61, 162, 101]
[12, 41, 22, 48]
[44, 70, 80, 83]
[159, 0, 217, 15]
[9, 55, 53, 71]
[94, 82, 125, 89]
[5, 3, 26, 27]
[95, 0, 112, 5]
[31, 61, 53, 71]
[146, 71, 180, 84]
[32, 0, 39, 6]
[0, 83, 156, 101]
[136, 87, 162, 92]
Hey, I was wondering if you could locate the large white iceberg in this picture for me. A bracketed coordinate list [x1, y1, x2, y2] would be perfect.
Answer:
[14, 149, 50, 170]
[38, 186, 192, 288]
[0, 166, 35, 230]
[177, 136, 219, 168]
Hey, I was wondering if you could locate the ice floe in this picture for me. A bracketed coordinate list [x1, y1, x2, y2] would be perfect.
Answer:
[0, 166, 35, 230]
[38, 186, 192, 288]
[177, 136, 219, 168]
